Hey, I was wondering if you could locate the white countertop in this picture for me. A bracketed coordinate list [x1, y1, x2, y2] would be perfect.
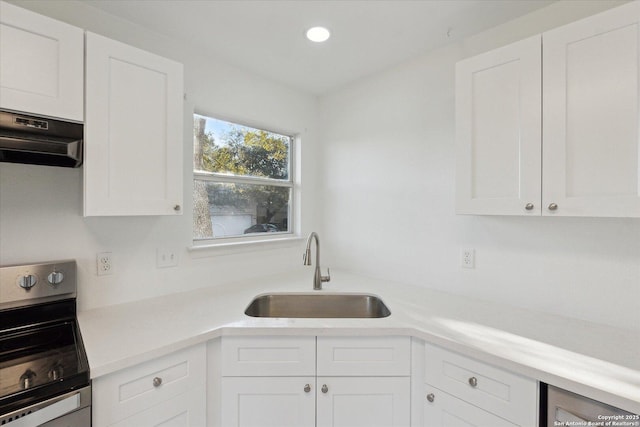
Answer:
[77, 267, 640, 414]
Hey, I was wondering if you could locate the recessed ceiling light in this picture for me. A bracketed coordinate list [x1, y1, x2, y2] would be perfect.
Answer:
[306, 26, 330, 43]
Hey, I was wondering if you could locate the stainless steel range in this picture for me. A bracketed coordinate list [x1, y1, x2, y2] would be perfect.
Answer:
[0, 260, 90, 426]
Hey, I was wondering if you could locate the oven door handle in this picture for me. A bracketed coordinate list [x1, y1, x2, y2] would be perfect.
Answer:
[9, 393, 80, 427]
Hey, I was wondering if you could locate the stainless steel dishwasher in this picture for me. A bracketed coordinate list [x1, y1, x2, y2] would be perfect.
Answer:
[546, 385, 638, 426]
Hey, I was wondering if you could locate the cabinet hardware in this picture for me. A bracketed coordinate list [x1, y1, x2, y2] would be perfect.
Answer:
[525, 203, 534, 210]
[153, 377, 162, 387]
[548, 203, 558, 211]
[174, 204, 181, 212]
[321, 384, 328, 393]
[304, 384, 311, 393]
[426, 393, 435, 402]
[468, 376, 478, 387]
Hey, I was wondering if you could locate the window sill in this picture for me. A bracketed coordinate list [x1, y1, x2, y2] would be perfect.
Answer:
[188, 235, 304, 258]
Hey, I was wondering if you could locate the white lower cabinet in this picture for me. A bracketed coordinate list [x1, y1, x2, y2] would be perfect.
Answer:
[92, 344, 206, 427]
[110, 387, 206, 427]
[317, 376, 410, 427]
[412, 339, 538, 427]
[220, 335, 411, 427]
[423, 386, 518, 427]
[221, 377, 316, 427]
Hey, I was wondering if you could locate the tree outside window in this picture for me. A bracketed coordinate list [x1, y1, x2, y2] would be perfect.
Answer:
[193, 114, 293, 241]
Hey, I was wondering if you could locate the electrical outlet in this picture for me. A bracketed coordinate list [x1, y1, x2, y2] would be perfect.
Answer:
[97, 252, 113, 276]
[157, 248, 179, 268]
[460, 248, 475, 269]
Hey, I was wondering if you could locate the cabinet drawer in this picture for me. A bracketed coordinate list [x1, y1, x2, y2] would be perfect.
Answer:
[424, 342, 537, 426]
[92, 344, 206, 427]
[423, 384, 519, 427]
[222, 336, 316, 376]
[317, 336, 410, 376]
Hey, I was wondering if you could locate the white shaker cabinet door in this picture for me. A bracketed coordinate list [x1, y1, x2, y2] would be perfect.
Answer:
[316, 377, 410, 427]
[455, 35, 542, 215]
[543, 1, 640, 217]
[84, 32, 183, 216]
[0, 1, 83, 121]
[221, 377, 316, 427]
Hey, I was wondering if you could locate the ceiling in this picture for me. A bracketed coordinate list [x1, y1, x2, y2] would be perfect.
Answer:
[84, 0, 555, 95]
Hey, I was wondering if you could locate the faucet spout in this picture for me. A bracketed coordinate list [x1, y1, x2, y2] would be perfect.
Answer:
[303, 232, 330, 290]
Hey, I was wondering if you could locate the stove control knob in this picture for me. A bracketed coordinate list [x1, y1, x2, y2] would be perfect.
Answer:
[20, 369, 37, 389]
[47, 271, 64, 286]
[18, 275, 37, 290]
[48, 364, 64, 381]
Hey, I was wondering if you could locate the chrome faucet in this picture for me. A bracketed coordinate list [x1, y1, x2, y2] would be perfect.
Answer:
[303, 232, 330, 290]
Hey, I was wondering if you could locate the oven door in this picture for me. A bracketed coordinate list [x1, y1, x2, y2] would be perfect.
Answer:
[1, 386, 90, 427]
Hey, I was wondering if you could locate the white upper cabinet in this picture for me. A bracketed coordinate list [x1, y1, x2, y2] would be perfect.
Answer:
[456, 35, 542, 215]
[456, 1, 640, 217]
[84, 32, 184, 216]
[0, 1, 83, 121]
[543, 1, 640, 217]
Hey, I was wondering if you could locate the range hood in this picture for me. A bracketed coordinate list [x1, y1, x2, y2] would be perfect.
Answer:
[0, 110, 83, 168]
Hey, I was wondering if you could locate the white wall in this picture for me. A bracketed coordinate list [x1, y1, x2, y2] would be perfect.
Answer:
[318, 0, 640, 331]
[2, 0, 638, 331]
[0, 0, 321, 310]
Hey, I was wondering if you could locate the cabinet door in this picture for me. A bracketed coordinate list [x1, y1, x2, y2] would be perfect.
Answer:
[317, 377, 410, 427]
[456, 35, 542, 215]
[543, 1, 640, 217]
[221, 377, 316, 427]
[110, 386, 206, 427]
[0, 1, 83, 121]
[84, 32, 183, 216]
[423, 386, 518, 427]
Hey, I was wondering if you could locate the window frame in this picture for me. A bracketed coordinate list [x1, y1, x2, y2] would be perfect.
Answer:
[191, 112, 298, 248]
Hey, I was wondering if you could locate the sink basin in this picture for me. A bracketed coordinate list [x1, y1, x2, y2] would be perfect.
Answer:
[244, 292, 391, 318]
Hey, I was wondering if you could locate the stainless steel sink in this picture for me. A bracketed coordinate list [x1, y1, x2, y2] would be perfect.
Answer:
[244, 293, 391, 318]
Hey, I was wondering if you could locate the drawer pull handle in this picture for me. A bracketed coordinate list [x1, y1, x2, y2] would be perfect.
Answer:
[153, 377, 163, 387]
[468, 376, 478, 387]
[525, 203, 534, 210]
[304, 384, 311, 393]
[321, 384, 328, 393]
[548, 203, 558, 211]
[426, 393, 435, 403]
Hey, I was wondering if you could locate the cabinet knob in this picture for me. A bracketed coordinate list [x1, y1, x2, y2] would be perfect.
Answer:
[321, 384, 328, 393]
[153, 377, 163, 387]
[426, 393, 435, 403]
[548, 203, 558, 211]
[468, 376, 478, 387]
[525, 203, 534, 211]
[174, 204, 181, 212]
[304, 384, 311, 393]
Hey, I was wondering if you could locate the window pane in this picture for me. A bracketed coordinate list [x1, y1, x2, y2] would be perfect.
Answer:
[193, 180, 290, 239]
[194, 114, 290, 180]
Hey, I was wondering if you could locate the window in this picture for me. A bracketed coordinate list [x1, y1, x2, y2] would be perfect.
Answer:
[193, 114, 294, 242]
